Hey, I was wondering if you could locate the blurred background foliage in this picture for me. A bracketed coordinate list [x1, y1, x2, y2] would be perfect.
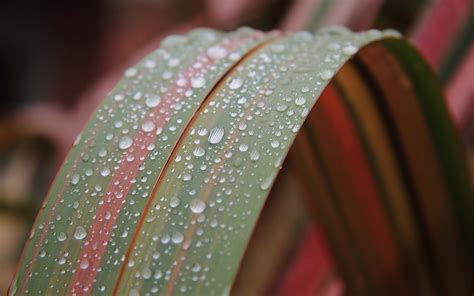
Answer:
[0, 0, 472, 292]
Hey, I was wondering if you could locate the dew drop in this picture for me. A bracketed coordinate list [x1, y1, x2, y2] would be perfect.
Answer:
[145, 95, 161, 108]
[237, 97, 247, 104]
[129, 289, 140, 296]
[191, 77, 206, 88]
[98, 147, 107, 158]
[193, 146, 205, 158]
[172, 77, 185, 88]
[73, 133, 82, 146]
[192, 263, 202, 272]
[141, 120, 156, 133]
[197, 128, 208, 136]
[171, 231, 184, 244]
[295, 97, 306, 106]
[80, 258, 90, 269]
[173, 102, 183, 111]
[250, 150, 260, 162]
[207, 45, 227, 59]
[276, 103, 288, 112]
[105, 211, 111, 220]
[154, 270, 163, 280]
[169, 197, 181, 208]
[238, 144, 248, 152]
[100, 167, 111, 177]
[74, 226, 87, 240]
[114, 94, 125, 102]
[114, 120, 123, 128]
[145, 60, 156, 69]
[119, 136, 133, 150]
[57, 232, 67, 242]
[182, 173, 192, 181]
[228, 77, 243, 90]
[124, 68, 137, 77]
[260, 176, 273, 190]
[208, 127, 225, 144]
[190, 199, 206, 214]
[142, 267, 152, 279]
[342, 45, 358, 55]
[161, 234, 170, 244]
[126, 154, 135, 162]
[70, 174, 80, 185]
[320, 70, 333, 80]
[152, 252, 160, 260]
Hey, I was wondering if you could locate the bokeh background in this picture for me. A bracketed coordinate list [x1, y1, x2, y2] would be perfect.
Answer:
[0, 0, 472, 292]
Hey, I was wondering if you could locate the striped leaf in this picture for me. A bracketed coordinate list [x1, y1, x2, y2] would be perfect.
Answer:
[10, 27, 473, 295]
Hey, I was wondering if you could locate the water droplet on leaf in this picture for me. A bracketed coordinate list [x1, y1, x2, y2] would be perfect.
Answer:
[207, 45, 227, 59]
[71, 174, 80, 185]
[141, 120, 156, 133]
[191, 77, 206, 88]
[80, 258, 90, 269]
[342, 45, 358, 55]
[142, 267, 152, 279]
[295, 97, 306, 106]
[119, 136, 133, 150]
[320, 70, 333, 80]
[228, 77, 243, 90]
[57, 232, 67, 242]
[145, 95, 161, 108]
[171, 231, 184, 244]
[193, 146, 205, 158]
[260, 176, 273, 190]
[124, 68, 137, 77]
[208, 127, 225, 144]
[74, 226, 87, 240]
[238, 144, 248, 152]
[170, 197, 181, 208]
[190, 199, 206, 214]
[100, 167, 111, 177]
[250, 150, 260, 162]
[114, 94, 125, 102]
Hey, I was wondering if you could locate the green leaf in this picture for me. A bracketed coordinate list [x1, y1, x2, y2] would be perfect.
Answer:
[10, 27, 473, 295]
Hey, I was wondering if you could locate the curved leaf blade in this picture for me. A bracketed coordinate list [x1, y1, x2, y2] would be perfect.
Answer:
[10, 27, 473, 296]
